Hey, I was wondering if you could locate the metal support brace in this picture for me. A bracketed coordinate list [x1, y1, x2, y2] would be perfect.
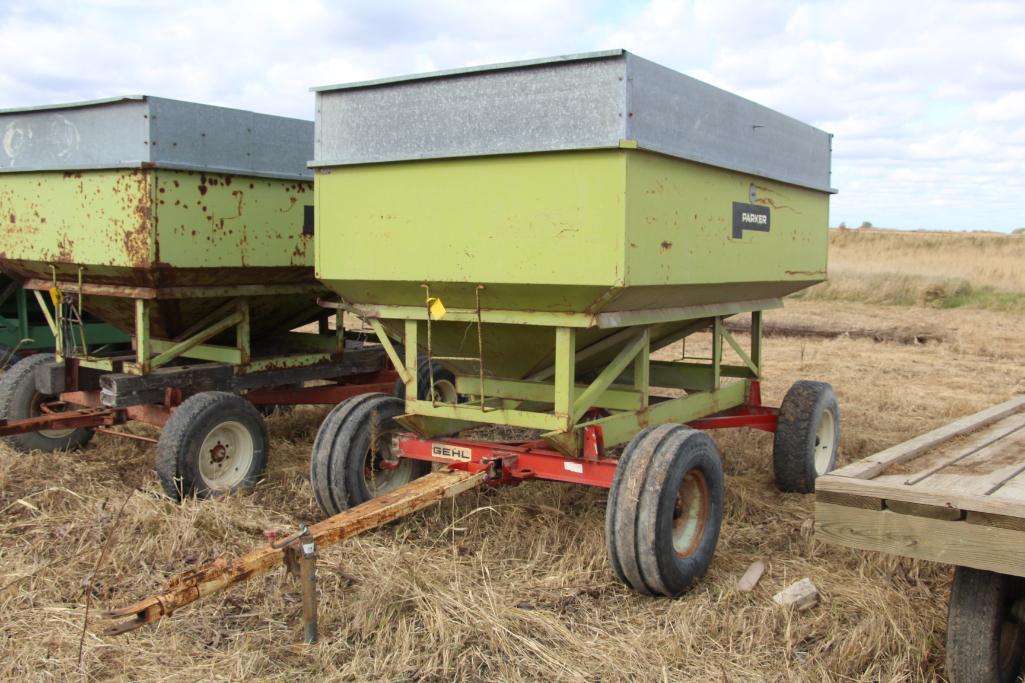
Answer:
[571, 328, 649, 423]
[751, 310, 763, 371]
[33, 290, 58, 337]
[553, 327, 575, 428]
[236, 300, 251, 366]
[720, 324, 759, 376]
[149, 310, 244, 370]
[335, 311, 344, 354]
[135, 299, 151, 374]
[366, 318, 413, 385]
[404, 319, 419, 401]
[712, 317, 723, 389]
[633, 331, 650, 409]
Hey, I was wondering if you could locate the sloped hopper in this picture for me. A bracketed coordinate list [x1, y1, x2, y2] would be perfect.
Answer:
[312, 50, 834, 380]
[0, 96, 320, 340]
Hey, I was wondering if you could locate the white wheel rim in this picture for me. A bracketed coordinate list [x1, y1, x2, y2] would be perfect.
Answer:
[672, 470, 710, 557]
[814, 410, 836, 475]
[197, 420, 255, 490]
[431, 379, 459, 404]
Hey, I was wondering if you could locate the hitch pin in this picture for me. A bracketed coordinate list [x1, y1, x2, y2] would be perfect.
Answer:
[271, 525, 319, 645]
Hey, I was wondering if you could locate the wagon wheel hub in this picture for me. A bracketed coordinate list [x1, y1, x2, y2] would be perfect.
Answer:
[209, 442, 229, 463]
[198, 421, 255, 489]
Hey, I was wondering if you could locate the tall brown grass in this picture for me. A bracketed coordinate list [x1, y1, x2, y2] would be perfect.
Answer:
[3, 300, 1024, 680]
[798, 228, 1025, 310]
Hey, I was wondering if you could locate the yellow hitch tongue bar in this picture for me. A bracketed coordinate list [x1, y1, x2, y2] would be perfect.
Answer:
[103, 468, 485, 636]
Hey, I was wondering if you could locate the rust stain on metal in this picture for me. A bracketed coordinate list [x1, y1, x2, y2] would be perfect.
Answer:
[660, 240, 673, 252]
[755, 197, 800, 213]
[785, 269, 826, 276]
[103, 469, 485, 635]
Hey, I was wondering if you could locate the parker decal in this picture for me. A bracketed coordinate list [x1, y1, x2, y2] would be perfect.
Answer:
[732, 202, 771, 238]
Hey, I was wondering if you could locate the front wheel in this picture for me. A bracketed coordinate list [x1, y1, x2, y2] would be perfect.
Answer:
[0, 354, 94, 452]
[310, 393, 431, 516]
[772, 380, 840, 493]
[156, 391, 269, 501]
[606, 424, 725, 597]
[947, 567, 1025, 683]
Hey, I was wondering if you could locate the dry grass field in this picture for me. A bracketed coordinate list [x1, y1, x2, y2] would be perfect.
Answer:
[2, 228, 1024, 681]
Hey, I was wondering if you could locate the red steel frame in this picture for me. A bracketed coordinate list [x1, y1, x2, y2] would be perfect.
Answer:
[395, 381, 779, 490]
[0, 370, 398, 439]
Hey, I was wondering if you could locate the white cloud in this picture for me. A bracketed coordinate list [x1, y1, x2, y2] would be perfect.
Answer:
[0, 0, 1022, 231]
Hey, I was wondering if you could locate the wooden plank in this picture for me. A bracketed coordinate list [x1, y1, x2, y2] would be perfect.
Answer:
[816, 489, 883, 510]
[815, 502, 1025, 577]
[885, 500, 962, 520]
[966, 511, 1025, 532]
[816, 474, 1025, 519]
[829, 395, 1025, 480]
[902, 413, 1025, 484]
[989, 478, 1025, 503]
[916, 426, 1025, 495]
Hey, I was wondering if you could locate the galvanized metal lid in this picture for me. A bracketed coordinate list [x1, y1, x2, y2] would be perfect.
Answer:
[0, 96, 313, 180]
[313, 50, 834, 193]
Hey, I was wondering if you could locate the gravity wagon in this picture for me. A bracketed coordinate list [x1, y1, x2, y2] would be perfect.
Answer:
[107, 51, 842, 636]
[0, 96, 397, 500]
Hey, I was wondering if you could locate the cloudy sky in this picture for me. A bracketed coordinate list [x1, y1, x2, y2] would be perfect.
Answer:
[1, 0, 1022, 232]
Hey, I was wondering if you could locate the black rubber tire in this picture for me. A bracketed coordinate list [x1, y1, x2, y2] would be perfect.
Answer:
[310, 393, 431, 516]
[156, 391, 269, 502]
[394, 357, 459, 402]
[0, 343, 22, 373]
[606, 424, 725, 597]
[947, 567, 1025, 683]
[772, 380, 840, 493]
[0, 354, 94, 452]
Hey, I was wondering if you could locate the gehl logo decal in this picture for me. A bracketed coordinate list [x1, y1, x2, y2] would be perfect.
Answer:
[731, 202, 771, 238]
[431, 443, 472, 462]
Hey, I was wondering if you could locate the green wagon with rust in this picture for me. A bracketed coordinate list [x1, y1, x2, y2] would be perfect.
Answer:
[0, 96, 396, 500]
[105, 51, 844, 638]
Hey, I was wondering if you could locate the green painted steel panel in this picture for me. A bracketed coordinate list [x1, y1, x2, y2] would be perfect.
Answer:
[623, 152, 827, 288]
[316, 148, 827, 315]
[315, 147, 829, 378]
[0, 169, 320, 338]
[154, 171, 313, 271]
[316, 150, 626, 289]
[1, 169, 313, 280]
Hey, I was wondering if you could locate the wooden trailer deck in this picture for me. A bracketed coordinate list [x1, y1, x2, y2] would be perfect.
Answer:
[815, 395, 1025, 577]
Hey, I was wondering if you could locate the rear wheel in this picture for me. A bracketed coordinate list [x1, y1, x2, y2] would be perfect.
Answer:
[156, 391, 269, 501]
[0, 354, 94, 452]
[772, 380, 840, 493]
[606, 424, 725, 596]
[947, 567, 1025, 683]
[394, 357, 459, 403]
[310, 393, 431, 516]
